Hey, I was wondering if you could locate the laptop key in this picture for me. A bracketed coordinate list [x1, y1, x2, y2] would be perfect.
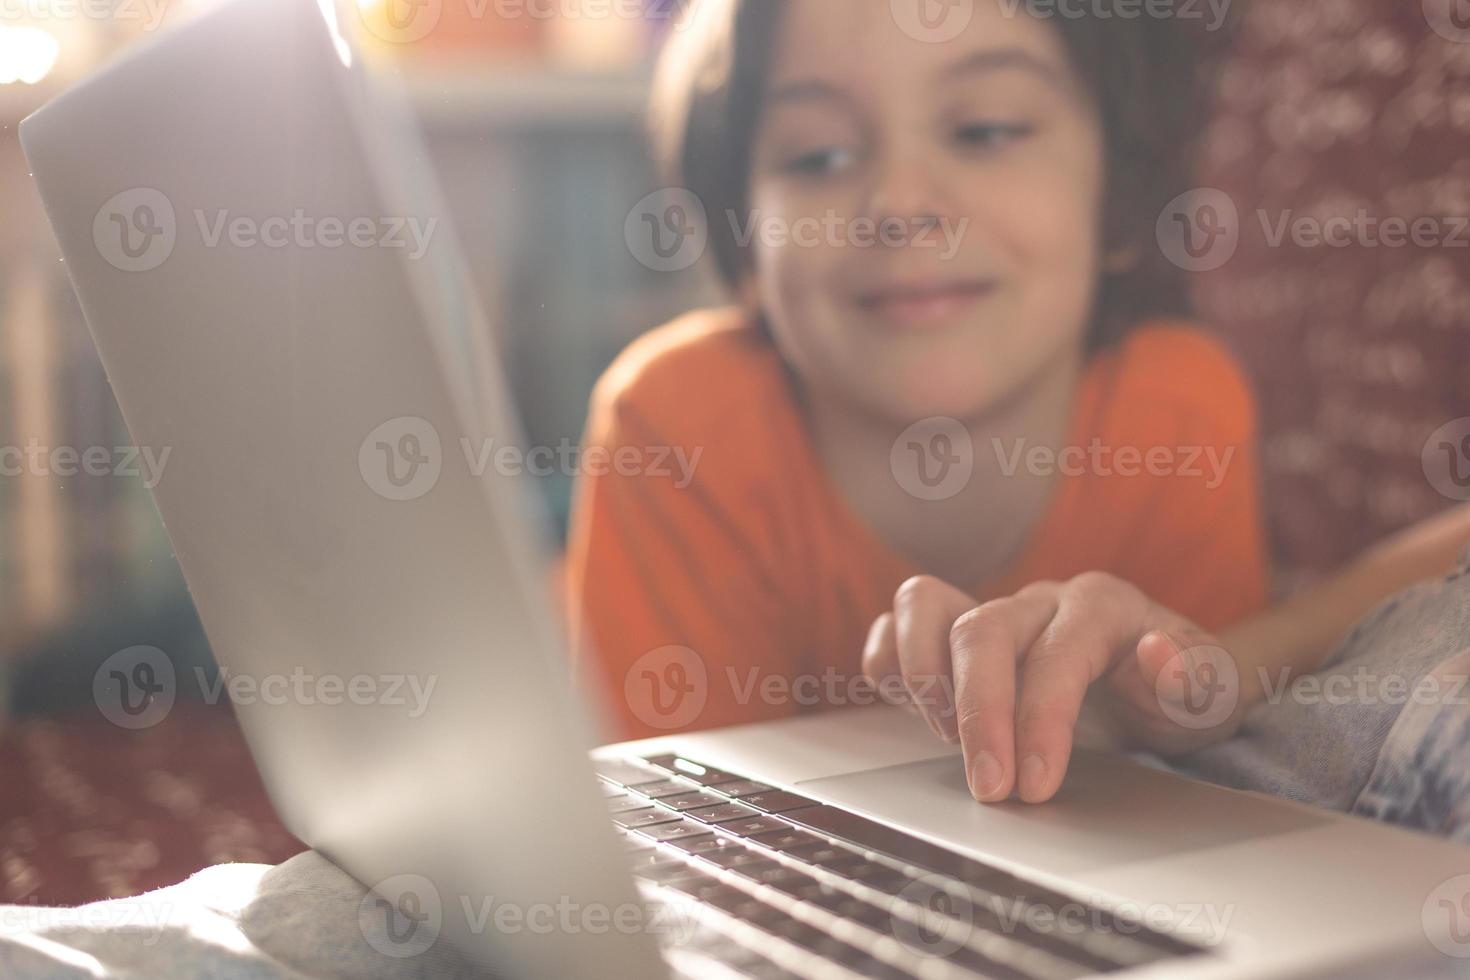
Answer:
[628, 849, 684, 873]
[783, 805, 963, 872]
[819, 859, 893, 881]
[634, 780, 699, 800]
[607, 796, 656, 815]
[748, 828, 825, 853]
[717, 815, 789, 838]
[640, 819, 718, 844]
[830, 897, 892, 930]
[669, 834, 730, 856]
[691, 883, 750, 911]
[658, 791, 728, 812]
[635, 863, 708, 886]
[747, 865, 817, 894]
[701, 849, 767, 872]
[736, 791, 816, 814]
[687, 803, 759, 824]
[802, 846, 859, 866]
[728, 898, 793, 929]
[614, 808, 682, 830]
[854, 867, 915, 896]
[664, 874, 724, 898]
[727, 858, 786, 882]
[712, 780, 773, 798]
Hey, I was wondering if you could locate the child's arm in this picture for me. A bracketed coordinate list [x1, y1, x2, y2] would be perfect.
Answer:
[864, 504, 1470, 805]
[1226, 503, 1470, 704]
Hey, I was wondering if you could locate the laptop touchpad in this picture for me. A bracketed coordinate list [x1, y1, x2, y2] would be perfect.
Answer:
[795, 750, 1329, 875]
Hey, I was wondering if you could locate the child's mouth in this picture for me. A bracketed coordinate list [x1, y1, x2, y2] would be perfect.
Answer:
[854, 278, 997, 328]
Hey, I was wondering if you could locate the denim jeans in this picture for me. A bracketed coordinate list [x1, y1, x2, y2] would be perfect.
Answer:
[1163, 547, 1470, 841]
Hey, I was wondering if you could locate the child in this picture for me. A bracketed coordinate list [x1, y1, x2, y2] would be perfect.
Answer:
[567, 0, 1467, 805]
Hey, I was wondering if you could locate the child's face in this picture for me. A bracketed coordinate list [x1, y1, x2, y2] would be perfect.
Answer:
[748, 0, 1106, 423]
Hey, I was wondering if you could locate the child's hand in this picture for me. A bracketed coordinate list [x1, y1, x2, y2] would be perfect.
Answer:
[862, 574, 1247, 804]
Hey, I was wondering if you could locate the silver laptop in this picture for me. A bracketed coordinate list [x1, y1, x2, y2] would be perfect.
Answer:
[19, 1, 1470, 977]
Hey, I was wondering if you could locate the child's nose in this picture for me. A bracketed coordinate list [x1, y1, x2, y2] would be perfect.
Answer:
[863, 150, 954, 229]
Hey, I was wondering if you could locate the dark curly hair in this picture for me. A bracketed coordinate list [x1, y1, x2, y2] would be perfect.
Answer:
[647, 0, 1236, 351]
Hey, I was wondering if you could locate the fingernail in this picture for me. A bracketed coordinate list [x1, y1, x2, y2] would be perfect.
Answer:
[969, 751, 1005, 801]
[1019, 754, 1049, 801]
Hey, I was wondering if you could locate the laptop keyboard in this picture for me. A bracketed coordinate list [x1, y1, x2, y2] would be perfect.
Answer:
[596, 754, 1209, 980]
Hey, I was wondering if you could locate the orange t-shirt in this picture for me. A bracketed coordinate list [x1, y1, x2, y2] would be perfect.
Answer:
[567, 308, 1268, 741]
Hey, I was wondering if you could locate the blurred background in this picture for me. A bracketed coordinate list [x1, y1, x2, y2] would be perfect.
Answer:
[0, 0, 1467, 906]
[0, 0, 720, 707]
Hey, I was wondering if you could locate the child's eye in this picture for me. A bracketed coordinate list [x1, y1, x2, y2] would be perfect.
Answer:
[782, 146, 856, 177]
[953, 121, 1033, 150]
